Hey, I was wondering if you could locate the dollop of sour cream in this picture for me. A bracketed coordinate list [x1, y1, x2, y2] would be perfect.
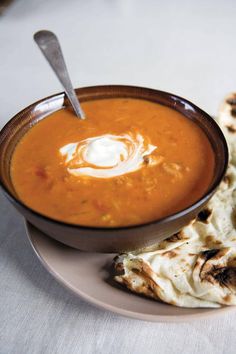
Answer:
[59, 133, 157, 178]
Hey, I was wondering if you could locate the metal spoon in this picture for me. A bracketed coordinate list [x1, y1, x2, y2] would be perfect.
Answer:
[34, 30, 85, 119]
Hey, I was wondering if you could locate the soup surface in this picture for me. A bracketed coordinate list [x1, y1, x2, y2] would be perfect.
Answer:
[11, 98, 215, 227]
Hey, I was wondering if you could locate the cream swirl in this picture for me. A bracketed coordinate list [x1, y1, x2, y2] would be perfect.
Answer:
[59, 133, 157, 178]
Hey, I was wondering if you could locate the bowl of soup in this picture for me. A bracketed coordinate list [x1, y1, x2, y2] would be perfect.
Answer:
[0, 85, 228, 252]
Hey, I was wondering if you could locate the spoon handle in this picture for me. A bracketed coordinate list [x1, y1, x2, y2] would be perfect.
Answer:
[34, 30, 85, 119]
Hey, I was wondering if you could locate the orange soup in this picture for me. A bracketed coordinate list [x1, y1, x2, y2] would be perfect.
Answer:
[11, 98, 215, 227]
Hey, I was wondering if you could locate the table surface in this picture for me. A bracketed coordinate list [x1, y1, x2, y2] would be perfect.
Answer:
[1, 0, 236, 353]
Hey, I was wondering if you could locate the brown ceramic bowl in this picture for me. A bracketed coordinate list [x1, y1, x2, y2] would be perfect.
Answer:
[0, 85, 228, 252]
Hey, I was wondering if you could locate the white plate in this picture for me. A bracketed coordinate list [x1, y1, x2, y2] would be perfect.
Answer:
[26, 222, 236, 322]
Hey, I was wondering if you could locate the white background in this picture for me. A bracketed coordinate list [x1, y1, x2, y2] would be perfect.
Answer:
[1, 0, 236, 353]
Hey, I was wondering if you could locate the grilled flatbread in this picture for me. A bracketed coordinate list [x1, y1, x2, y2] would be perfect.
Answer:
[114, 94, 236, 308]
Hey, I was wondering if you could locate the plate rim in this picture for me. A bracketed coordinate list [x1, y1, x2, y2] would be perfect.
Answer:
[25, 221, 236, 323]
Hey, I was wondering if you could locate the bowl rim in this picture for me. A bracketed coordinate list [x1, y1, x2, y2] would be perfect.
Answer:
[0, 84, 229, 231]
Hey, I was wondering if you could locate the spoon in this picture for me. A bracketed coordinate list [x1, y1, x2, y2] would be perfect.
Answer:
[34, 30, 85, 119]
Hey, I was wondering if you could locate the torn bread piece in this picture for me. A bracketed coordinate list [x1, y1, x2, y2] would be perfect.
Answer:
[114, 94, 236, 308]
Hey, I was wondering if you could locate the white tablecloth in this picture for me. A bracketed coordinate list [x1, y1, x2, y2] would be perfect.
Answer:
[1, 1, 236, 353]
